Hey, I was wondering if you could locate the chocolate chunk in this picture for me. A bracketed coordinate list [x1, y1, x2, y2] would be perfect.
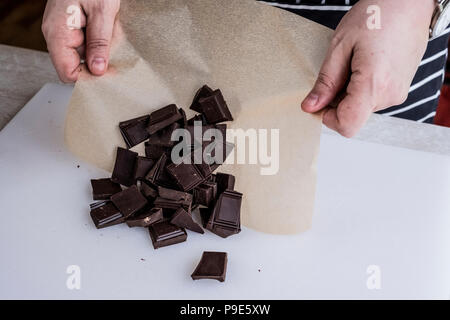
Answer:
[199, 207, 212, 228]
[147, 104, 183, 135]
[187, 114, 208, 126]
[148, 220, 187, 249]
[190, 85, 214, 113]
[140, 181, 158, 200]
[90, 201, 124, 229]
[193, 182, 217, 207]
[126, 207, 163, 228]
[133, 156, 155, 181]
[111, 185, 147, 218]
[119, 115, 150, 148]
[215, 173, 235, 195]
[144, 143, 171, 160]
[145, 154, 177, 189]
[153, 196, 192, 214]
[111, 147, 138, 187]
[158, 186, 193, 203]
[90, 178, 122, 200]
[148, 122, 181, 147]
[206, 190, 242, 238]
[191, 251, 227, 282]
[166, 161, 205, 191]
[170, 207, 204, 234]
[198, 90, 233, 124]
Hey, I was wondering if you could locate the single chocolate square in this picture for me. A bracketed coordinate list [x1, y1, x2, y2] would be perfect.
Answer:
[90, 178, 122, 201]
[111, 185, 148, 218]
[148, 220, 187, 249]
[90, 201, 125, 229]
[170, 207, 204, 234]
[133, 156, 155, 181]
[215, 173, 235, 195]
[166, 161, 205, 191]
[193, 182, 217, 207]
[119, 115, 150, 148]
[190, 85, 214, 113]
[147, 104, 183, 135]
[206, 190, 242, 238]
[126, 207, 163, 228]
[198, 89, 233, 124]
[144, 142, 171, 160]
[111, 147, 138, 187]
[191, 251, 227, 282]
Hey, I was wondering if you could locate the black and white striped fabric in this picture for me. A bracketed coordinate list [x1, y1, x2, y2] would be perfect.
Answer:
[258, 0, 450, 123]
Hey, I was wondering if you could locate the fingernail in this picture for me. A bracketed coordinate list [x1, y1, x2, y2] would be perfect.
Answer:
[303, 93, 319, 108]
[91, 58, 106, 73]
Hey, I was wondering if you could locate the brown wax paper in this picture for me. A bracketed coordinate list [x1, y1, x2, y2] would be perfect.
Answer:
[65, 0, 333, 234]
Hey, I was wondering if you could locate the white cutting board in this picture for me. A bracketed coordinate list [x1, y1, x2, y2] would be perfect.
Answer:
[0, 83, 449, 299]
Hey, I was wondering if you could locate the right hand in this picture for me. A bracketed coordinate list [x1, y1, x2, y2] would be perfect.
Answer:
[42, 0, 120, 83]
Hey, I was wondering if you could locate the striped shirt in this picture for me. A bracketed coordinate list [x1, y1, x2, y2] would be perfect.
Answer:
[258, 0, 450, 123]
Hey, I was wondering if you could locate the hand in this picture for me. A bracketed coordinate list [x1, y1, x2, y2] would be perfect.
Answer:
[301, 0, 435, 137]
[42, 0, 120, 83]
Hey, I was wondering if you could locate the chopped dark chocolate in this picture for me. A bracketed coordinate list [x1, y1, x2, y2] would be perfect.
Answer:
[190, 85, 214, 113]
[199, 207, 212, 228]
[170, 207, 204, 234]
[126, 207, 163, 228]
[198, 89, 233, 124]
[140, 181, 158, 200]
[133, 156, 155, 181]
[90, 178, 122, 201]
[191, 251, 227, 282]
[145, 153, 178, 189]
[187, 114, 208, 126]
[90, 201, 124, 229]
[193, 182, 217, 207]
[111, 147, 138, 187]
[206, 190, 242, 238]
[153, 196, 192, 214]
[148, 122, 181, 147]
[119, 115, 150, 148]
[111, 185, 147, 218]
[147, 104, 183, 135]
[215, 173, 235, 195]
[144, 142, 171, 160]
[148, 220, 187, 249]
[166, 161, 205, 191]
[158, 186, 193, 203]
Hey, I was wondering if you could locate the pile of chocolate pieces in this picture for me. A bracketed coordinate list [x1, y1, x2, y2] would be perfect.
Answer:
[89, 85, 243, 256]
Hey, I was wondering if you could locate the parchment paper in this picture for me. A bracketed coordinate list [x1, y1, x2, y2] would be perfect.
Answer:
[65, 0, 333, 234]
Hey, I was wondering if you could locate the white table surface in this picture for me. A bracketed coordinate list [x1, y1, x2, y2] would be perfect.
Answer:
[0, 83, 449, 299]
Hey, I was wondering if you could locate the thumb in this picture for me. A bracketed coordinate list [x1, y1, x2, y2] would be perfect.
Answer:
[302, 37, 352, 113]
[84, 1, 119, 76]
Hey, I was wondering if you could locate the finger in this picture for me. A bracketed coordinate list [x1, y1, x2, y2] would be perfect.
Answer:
[83, 1, 119, 76]
[322, 74, 374, 138]
[46, 29, 85, 83]
[301, 35, 352, 113]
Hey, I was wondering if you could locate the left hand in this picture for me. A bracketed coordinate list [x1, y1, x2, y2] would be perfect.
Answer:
[301, 0, 435, 137]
